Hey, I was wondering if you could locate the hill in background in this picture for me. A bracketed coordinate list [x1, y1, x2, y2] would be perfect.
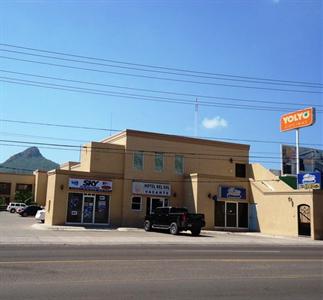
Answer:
[0, 147, 59, 174]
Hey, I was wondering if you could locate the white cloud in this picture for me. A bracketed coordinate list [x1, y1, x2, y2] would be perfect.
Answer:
[202, 116, 228, 129]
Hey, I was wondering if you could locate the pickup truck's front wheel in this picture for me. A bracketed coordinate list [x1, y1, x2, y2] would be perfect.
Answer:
[144, 220, 152, 231]
[169, 222, 179, 235]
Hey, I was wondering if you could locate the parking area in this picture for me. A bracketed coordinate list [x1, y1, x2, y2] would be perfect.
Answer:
[1, 211, 323, 246]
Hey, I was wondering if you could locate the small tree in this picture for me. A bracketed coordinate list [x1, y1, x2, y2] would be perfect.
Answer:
[15, 190, 33, 204]
[0, 196, 7, 206]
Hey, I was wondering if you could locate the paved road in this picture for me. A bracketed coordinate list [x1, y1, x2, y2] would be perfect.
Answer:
[0, 244, 322, 300]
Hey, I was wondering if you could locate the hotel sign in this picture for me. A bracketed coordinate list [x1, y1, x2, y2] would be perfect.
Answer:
[297, 172, 321, 190]
[280, 107, 315, 132]
[132, 181, 171, 196]
[68, 178, 112, 192]
[219, 186, 247, 200]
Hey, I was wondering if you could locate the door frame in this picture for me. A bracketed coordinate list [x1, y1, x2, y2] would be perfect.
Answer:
[147, 197, 169, 214]
[214, 200, 249, 230]
[225, 201, 238, 228]
[81, 194, 96, 224]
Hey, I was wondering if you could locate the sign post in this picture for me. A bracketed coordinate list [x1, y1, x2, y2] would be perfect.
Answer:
[296, 128, 300, 174]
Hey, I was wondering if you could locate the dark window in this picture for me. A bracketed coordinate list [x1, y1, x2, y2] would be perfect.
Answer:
[66, 193, 83, 223]
[95, 195, 109, 223]
[0, 182, 11, 195]
[238, 203, 248, 228]
[16, 184, 32, 192]
[235, 164, 246, 178]
[214, 201, 225, 227]
[133, 151, 144, 171]
[155, 153, 164, 172]
[131, 196, 142, 210]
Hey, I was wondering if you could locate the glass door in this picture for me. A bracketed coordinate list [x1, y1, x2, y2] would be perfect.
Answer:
[226, 202, 237, 227]
[95, 195, 109, 224]
[82, 195, 95, 223]
[147, 197, 169, 214]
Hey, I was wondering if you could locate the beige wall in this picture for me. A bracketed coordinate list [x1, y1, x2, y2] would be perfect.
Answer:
[250, 163, 323, 240]
[45, 170, 124, 226]
[0, 172, 35, 204]
[33, 170, 48, 206]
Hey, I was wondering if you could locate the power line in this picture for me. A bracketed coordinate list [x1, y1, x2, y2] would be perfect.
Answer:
[1, 119, 322, 147]
[0, 165, 285, 184]
[1, 42, 322, 87]
[1, 139, 322, 163]
[0, 132, 286, 157]
[1, 69, 322, 108]
[2, 77, 322, 113]
[0, 48, 322, 89]
[1, 55, 322, 94]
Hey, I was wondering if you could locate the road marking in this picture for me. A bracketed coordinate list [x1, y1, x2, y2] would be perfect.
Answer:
[171, 250, 281, 253]
[0, 258, 322, 265]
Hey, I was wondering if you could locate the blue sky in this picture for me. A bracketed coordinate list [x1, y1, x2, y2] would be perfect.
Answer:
[0, 0, 322, 170]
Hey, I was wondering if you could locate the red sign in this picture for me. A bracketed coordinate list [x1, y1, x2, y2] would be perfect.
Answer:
[280, 107, 315, 132]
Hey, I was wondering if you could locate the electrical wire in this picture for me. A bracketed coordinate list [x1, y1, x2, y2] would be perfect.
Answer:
[1, 48, 322, 89]
[1, 119, 322, 147]
[1, 42, 322, 87]
[1, 69, 322, 108]
[1, 55, 322, 94]
[2, 77, 322, 113]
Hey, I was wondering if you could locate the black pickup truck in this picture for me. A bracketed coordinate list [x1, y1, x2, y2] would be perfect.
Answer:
[144, 207, 205, 236]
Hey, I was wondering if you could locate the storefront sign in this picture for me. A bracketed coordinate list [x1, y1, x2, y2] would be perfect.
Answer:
[219, 186, 246, 200]
[68, 178, 112, 192]
[280, 107, 315, 132]
[297, 172, 321, 190]
[132, 181, 171, 196]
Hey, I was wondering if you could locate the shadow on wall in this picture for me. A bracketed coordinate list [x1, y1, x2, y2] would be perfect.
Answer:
[249, 203, 259, 232]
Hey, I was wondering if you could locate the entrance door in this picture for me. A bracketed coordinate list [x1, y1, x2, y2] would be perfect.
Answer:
[226, 202, 237, 227]
[82, 195, 95, 223]
[298, 204, 311, 236]
[146, 197, 169, 214]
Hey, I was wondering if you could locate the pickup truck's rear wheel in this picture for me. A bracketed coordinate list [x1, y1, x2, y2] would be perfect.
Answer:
[191, 227, 201, 236]
[169, 222, 179, 235]
[144, 220, 152, 231]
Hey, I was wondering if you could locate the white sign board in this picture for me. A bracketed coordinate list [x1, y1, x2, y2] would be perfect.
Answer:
[69, 178, 112, 192]
[132, 182, 171, 196]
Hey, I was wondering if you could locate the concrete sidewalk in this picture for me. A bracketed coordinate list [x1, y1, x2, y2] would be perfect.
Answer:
[1, 212, 323, 246]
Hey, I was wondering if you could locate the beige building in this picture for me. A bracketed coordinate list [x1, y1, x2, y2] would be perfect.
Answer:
[3, 129, 322, 240]
[43, 129, 323, 240]
[45, 129, 250, 230]
[0, 170, 47, 206]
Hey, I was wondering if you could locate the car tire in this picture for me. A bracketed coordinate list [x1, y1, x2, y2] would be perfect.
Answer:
[191, 227, 201, 236]
[41, 220, 45, 224]
[170, 222, 179, 235]
[22, 212, 28, 217]
[144, 220, 151, 231]
[10, 208, 16, 213]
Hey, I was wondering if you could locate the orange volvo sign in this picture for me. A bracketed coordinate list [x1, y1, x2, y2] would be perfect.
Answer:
[280, 107, 315, 132]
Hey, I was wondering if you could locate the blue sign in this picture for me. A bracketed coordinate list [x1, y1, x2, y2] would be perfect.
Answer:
[219, 186, 246, 200]
[297, 172, 321, 190]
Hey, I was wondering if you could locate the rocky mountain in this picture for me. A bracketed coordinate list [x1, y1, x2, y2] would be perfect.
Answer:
[0, 147, 59, 174]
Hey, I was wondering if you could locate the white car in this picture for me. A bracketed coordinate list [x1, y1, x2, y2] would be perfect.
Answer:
[35, 209, 45, 223]
[6, 202, 27, 213]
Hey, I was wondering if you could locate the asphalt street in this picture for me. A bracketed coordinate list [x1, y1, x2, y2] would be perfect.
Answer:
[0, 244, 322, 300]
[0, 211, 323, 299]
